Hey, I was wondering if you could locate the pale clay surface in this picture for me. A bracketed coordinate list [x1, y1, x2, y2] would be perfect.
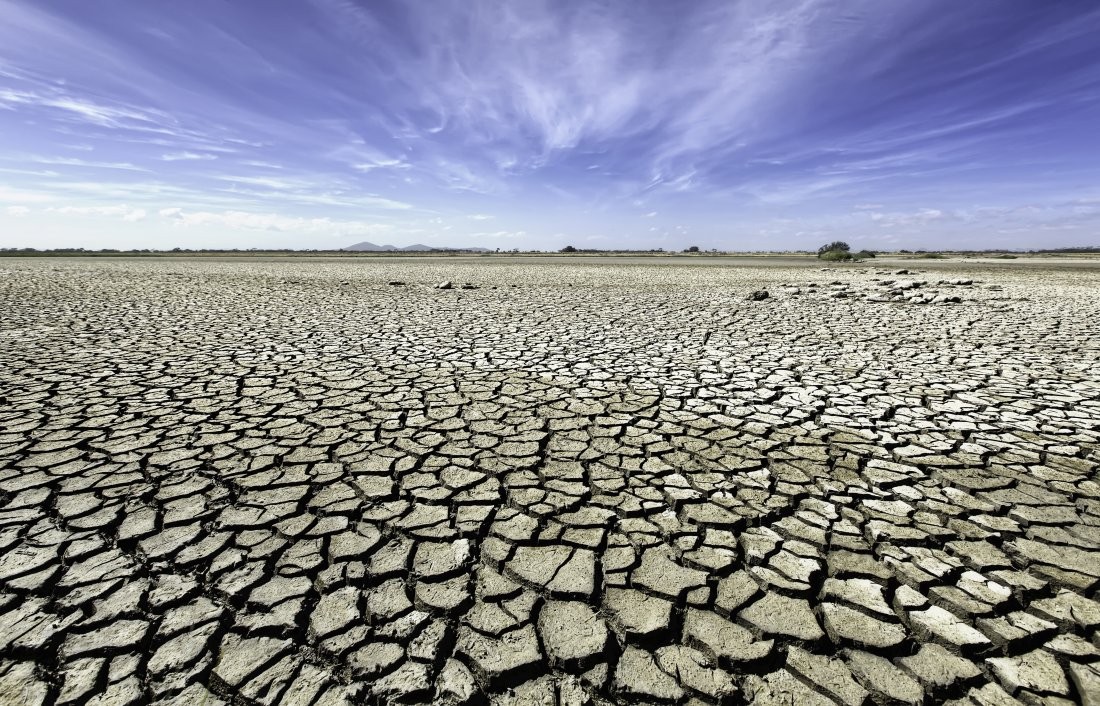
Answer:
[0, 256, 1098, 705]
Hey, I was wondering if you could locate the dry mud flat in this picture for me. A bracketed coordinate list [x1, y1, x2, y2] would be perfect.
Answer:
[0, 256, 1099, 706]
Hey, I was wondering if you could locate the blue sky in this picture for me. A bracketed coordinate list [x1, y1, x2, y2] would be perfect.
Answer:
[1, 0, 1099, 251]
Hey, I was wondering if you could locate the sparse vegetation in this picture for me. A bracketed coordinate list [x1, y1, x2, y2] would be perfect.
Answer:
[560, 245, 578, 253]
[816, 243, 878, 262]
[819, 249, 854, 261]
[816, 241, 850, 258]
[685, 246, 700, 253]
[1030, 246, 1100, 254]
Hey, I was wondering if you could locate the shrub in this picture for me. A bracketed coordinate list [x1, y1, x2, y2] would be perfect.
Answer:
[685, 246, 700, 253]
[819, 249, 853, 261]
[853, 250, 876, 259]
[817, 241, 850, 256]
[560, 245, 577, 253]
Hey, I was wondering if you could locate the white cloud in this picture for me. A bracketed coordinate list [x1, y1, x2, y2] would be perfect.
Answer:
[48, 204, 147, 221]
[5, 205, 31, 216]
[215, 174, 302, 190]
[358, 0, 874, 185]
[0, 185, 55, 203]
[159, 207, 393, 235]
[211, 172, 414, 210]
[431, 159, 497, 194]
[361, 196, 413, 210]
[162, 152, 217, 161]
[866, 207, 950, 228]
[45, 96, 158, 127]
[32, 156, 148, 171]
[352, 158, 408, 172]
[469, 213, 493, 220]
[0, 86, 171, 132]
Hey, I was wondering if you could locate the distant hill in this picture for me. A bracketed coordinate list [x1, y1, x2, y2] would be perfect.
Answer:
[344, 241, 489, 252]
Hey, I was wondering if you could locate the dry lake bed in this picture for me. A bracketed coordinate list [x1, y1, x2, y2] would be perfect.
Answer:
[1, 255, 1099, 705]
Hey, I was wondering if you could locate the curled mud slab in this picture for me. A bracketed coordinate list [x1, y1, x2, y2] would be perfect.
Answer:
[1, 256, 1099, 705]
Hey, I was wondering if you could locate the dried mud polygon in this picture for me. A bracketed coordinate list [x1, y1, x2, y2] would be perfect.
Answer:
[0, 257, 1098, 705]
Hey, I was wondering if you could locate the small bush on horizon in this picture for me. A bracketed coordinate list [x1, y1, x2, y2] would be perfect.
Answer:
[560, 245, 577, 253]
[819, 249, 853, 261]
[817, 241, 850, 257]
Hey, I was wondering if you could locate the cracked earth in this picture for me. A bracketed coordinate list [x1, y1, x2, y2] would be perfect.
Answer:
[1, 256, 1099, 706]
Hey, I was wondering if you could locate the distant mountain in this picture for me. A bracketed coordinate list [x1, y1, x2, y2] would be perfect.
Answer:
[343, 241, 489, 252]
[343, 241, 395, 251]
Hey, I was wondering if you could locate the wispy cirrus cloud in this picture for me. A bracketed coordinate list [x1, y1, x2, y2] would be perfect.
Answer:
[30, 155, 148, 171]
[0, 87, 167, 130]
[50, 204, 147, 221]
[161, 152, 217, 162]
[159, 207, 392, 236]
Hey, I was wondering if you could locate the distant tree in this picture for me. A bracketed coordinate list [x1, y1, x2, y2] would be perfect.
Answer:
[819, 249, 853, 261]
[685, 245, 700, 253]
[560, 245, 577, 253]
[817, 241, 850, 256]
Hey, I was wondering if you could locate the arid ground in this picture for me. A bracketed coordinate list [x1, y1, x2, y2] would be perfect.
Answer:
[1, 256, 1098, 705]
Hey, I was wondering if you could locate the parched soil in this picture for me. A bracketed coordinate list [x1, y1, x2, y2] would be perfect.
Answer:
[0, 256, 1098, 705]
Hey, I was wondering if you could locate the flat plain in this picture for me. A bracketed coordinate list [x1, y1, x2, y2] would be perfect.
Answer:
[1, 255, 1099, 705]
